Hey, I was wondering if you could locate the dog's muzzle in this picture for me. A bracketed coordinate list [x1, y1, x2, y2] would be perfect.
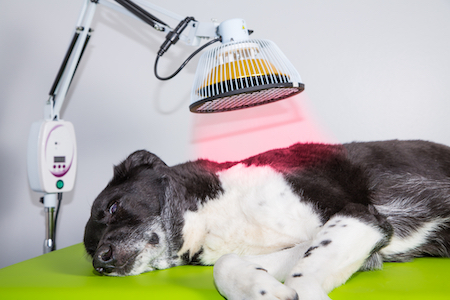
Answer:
[93, 244, 117, 274]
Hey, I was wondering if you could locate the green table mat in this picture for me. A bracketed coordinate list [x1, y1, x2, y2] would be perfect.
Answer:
[0, 243, 449, 299]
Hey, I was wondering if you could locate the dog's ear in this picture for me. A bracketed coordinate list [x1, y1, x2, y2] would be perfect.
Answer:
[112, 150, 168, 183]
[123, 150, 167, 170]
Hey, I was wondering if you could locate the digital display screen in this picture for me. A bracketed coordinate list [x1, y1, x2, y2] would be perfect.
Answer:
[54, 156, 66, 163]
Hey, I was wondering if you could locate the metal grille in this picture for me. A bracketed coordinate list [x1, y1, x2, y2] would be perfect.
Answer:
[190, 39, 304, 113]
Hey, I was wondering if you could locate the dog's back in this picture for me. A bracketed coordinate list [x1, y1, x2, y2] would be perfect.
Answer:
[344, 140, 450, 261]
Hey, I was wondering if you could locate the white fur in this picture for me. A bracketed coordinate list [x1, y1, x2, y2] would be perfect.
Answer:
[285, 216, 384, 293]
[178, 164, 388, 300]
[118, 221, 174, 276]
[213, 242, 312, 298]
[178, 164, 322, 264]
[213, 216, 385, 300]
[214, 253, 300, 300]
[381, 219, 444, 256]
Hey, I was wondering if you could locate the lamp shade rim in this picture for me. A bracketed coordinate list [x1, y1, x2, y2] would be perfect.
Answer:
[189, 82, 304, 113]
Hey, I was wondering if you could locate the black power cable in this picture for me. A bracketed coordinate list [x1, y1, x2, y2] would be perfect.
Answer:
[113, 1, 224, 81]
[154, 37, 221, 81]
[156, 17, 195, 57]
[52, 193, 63, 251]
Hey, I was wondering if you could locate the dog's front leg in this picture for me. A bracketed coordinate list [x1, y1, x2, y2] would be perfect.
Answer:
[284, 205, 391, 300]
[214, 242, 311, 300]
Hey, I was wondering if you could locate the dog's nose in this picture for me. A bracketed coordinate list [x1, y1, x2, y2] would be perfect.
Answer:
[93, 244, 116, 274]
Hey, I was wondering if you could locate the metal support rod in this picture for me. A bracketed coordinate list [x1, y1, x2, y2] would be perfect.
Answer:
[99, 0, 185, 23]
[69, 28, 93, 91]
[132, 0, 185, 22]
[49, 31, 80, 97]
[44, 207, 55, 253]
[51, 0, 98, 120]
[43, 194, 57, 254]
[114, 0, 169, 30]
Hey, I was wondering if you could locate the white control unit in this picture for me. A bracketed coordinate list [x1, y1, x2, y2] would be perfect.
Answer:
[27, 120, 77, 194]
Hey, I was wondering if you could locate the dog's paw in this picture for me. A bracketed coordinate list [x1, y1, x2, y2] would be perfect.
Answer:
[284, 276, 330, 300]
[214, 254, 298, 300]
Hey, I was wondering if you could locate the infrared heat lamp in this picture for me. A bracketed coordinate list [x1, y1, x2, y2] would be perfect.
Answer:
[27, 0, 304, 254]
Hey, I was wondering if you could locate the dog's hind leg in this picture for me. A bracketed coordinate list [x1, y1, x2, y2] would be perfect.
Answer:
[213, 242, 311, 300]
[284, 203, 392, 300]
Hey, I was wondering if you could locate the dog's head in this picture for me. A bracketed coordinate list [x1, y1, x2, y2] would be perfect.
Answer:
[84, 150, 180, 276]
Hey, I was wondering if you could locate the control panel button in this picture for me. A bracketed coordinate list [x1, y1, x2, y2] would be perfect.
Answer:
[56, 180, 64, 189]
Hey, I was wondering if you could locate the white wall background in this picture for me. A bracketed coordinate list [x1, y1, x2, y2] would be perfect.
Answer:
[1, 0, 449, 269]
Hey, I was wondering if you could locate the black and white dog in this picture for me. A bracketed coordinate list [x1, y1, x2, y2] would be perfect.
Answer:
[84, 140, 450, 300]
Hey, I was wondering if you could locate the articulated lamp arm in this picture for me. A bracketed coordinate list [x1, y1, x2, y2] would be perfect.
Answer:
[48, 0, 219, 121]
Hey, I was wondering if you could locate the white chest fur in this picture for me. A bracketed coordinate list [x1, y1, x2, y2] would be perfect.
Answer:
[178, 164, 322, 264]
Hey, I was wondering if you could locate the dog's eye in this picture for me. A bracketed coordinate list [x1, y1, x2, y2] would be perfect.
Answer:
[109, 202, 118, 214]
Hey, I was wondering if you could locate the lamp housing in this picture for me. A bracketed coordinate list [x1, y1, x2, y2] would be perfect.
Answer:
[190, 31, 304, 113]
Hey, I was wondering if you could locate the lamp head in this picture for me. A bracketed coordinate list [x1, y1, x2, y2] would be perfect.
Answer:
[190, 19, 304, 113]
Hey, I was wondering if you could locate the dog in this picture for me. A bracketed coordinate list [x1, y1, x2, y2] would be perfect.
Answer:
[84, 140, 450, 300]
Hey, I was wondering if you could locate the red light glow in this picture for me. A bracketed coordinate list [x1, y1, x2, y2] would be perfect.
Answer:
[191, 93, 338, 162]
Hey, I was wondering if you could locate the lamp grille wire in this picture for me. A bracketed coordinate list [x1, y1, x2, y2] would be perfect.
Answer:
[190, 39, 304, 113]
